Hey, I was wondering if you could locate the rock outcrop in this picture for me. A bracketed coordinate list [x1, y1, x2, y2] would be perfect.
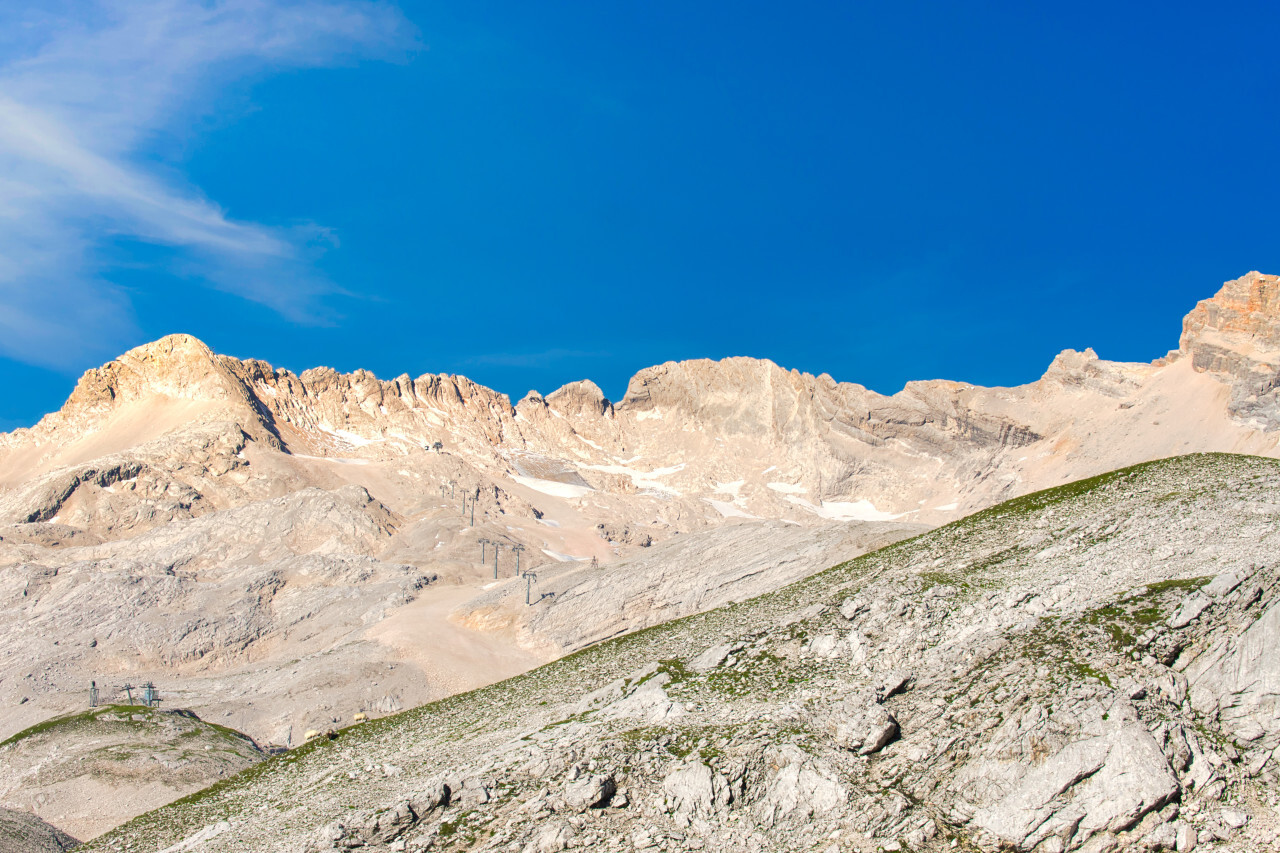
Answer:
[1173, 270, 1280, 427]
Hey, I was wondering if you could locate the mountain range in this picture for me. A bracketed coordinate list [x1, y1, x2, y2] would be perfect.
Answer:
[1, 271, 1278, 846]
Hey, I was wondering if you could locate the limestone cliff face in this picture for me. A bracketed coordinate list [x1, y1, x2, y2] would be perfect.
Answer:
[3, 271, 1280, 534]
[1175, 271, 1280, 427]
[0, 334, 276, 455]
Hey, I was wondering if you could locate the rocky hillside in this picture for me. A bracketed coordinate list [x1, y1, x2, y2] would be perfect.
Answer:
[79, 452, 1280, 853]
[0, 807, 78, 853]
[0, 703, 264, 841]
[2, 272, 1279, 842]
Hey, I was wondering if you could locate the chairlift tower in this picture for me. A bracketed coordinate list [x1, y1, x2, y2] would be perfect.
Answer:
[89, 680, 99, 708]
[511, 543, 526, 576]
[522, 571, 538, 605]
[492, 543, 503, 579]
[478, 537, 490, 563]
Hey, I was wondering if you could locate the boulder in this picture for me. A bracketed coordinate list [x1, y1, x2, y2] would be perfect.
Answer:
[563, 773, 616, 810]
[965, 705, 1179, 851]
[1187, 598, 1280, 750]
[826, 695, 899, 755]
[662, 761, 732, 818]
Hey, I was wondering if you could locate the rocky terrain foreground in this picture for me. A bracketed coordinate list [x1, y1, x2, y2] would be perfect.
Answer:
[2, 271, 1280, 841]
[0, 807, 78, 853]
[77, 452, 1280, 853]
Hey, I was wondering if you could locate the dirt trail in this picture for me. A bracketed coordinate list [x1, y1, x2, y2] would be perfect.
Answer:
[366, 582, 547, 699]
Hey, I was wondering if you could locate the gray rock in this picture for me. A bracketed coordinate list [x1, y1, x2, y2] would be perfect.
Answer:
[804, 634, 842, 658]
[967, 707, 1178, 850]
[598, 672, 684, 723]
[1142, 822, 1176, 849]
[1187, 598, 1280, 750]
[755, 748, 846, 828]
[527, 821, 575, 853]
[876, 670, 911, 701]
[1219, 807, 1249, 828]
[0, 807, 78, 853]
[688, 643, 739, 674]
[839, 597, 867, 621]
[662, 761, 732, 818]
[1204, 572, 1242, 599]
[1167, 592, 1212, 629]
[827, 698, 899, 755]
[563, 773, 616, 810]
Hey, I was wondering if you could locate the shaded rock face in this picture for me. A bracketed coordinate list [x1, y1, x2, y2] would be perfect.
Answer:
[76, 454, 1280, 853]
[0, 807, 78, 853]
[1176, 271, 1280, 427]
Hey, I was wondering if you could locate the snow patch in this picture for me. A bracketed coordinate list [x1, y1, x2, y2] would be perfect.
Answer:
[512, 475, 593, 499]
[580, 461, 685, 495]
[704, 499, 758, 519]
[785, 495, 903, 521]
[767, 482, 807, 494]
[541, 549, 582, 562]
[317, 424, 382, 447]
[714, 479, 744, 498]
[935, 502, 958, 511]
[635, 409, 662, 421]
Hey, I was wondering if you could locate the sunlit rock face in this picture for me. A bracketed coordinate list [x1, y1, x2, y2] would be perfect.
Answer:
[1, 272, 1279, 842]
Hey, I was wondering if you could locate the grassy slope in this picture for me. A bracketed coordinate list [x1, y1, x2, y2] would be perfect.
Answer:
[81, 452, 1280, 851]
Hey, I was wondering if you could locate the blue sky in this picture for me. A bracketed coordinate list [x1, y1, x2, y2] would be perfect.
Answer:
[1, 1, 1278, 430]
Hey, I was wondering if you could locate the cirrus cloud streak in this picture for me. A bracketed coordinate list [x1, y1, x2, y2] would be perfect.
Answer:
[0, 0, 416, 368]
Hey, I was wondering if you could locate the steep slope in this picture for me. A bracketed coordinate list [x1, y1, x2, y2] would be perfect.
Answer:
[80, 453, 1280, 853]
[456, 518, 926, 656]
[0, 807, 78, 853]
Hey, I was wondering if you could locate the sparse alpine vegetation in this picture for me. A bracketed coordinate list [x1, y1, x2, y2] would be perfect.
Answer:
[0, 704, 263, 841]
[79, 453, 1280, 852]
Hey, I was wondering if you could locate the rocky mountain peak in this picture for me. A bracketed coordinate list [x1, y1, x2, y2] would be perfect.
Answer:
[1179, 271, 1280, 356]
[544, 379, 614, 418]
[1175, 271, 1280, 427]
[63, 333, 233, 411]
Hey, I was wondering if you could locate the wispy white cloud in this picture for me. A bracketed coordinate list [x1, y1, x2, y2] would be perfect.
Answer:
[0, 0, 415, 368]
